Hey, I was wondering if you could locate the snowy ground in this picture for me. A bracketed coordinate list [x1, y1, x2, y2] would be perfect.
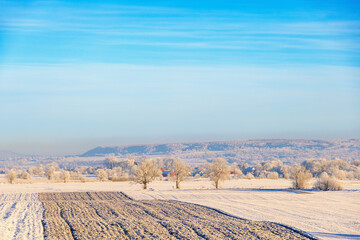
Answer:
[125, 179, 360, 240]
[127, 188, 360, 240]
[0, 193, 44, 240]
[0, 178, 303, 193]
[0, 179, 359, 240]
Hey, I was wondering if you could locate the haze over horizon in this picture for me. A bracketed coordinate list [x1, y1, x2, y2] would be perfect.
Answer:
[1, 0, 360, 155]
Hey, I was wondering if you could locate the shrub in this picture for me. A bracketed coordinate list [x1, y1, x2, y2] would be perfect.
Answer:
[346, 171, 355, 180]
[21, 170, 31, 180]
[332, 169, 346, 180]
[231, 163, 243, 179]
[355, 167, 360, 180]
[7, 169, 17, 184]
[61, 171, 71, 183]
[258, 172, 266, 179]
[352, 160, 360, 167]
[45, 166, 56, 180]
[245, 172, 254, 180]
[292, 165, 312, 189]
[111, 175, 129, 182]
[96, 169, 108, 181]
[30, 165, 45, 176]
[80, 175, 87, 183]
[267, 172, 279, 179]
[315, 172, 344, 191]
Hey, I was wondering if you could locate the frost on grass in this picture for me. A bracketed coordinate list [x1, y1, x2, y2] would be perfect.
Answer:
[39, 192, 313, 240]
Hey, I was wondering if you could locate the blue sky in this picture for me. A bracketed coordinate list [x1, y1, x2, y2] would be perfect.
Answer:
[0, 0, 359, 155]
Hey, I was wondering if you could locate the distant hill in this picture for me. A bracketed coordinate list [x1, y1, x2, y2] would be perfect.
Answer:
[0, 150, 27, 161]
[0, 150, 38, 169]
[80, 139, 360, 164]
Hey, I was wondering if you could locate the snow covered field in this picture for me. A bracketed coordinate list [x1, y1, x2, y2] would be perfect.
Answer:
[0, 193, 44, 240]
[127, 189, 360, 240]
[124, 179, 360, 240]
[0, 179, 359, 240]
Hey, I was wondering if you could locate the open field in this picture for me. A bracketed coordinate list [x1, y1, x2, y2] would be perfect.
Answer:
[0, 179, 359, 239]
[0, 193, 44, 240]
[39, 191, 314, 240]
[0, 191, 314, 240]
[0, 178, 296, 193]
[127, 188, 360, 240]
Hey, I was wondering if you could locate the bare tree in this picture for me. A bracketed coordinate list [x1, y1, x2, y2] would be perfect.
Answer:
[172, 159, 190, 189]
[205, 158, 230, 189]
[133, 159, 161, 190]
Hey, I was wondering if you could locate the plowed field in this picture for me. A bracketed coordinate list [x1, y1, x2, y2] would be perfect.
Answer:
[38, 192, 315, 240]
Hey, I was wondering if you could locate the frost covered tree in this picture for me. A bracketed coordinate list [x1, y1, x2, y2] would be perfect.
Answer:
[105, 157, 119, 169]
[45, 166, 56, 180]
[267, 172, 279, 179]
[45, 162, 59, 181]
[172, 159, 190, 189]
[292, 165, 312, 189]
[205, 158, 230, 189]
[96, 169, 108, 181]
[231, 163, 243, 179]
[163, 158, 175, 170]
[7, 169, 17, 184]
[61, 171, 71, 183]
[315, 172, 343, 191]
[133, 159, 161, 190]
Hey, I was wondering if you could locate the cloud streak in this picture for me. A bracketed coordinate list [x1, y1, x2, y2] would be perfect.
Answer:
[1, 2, 359, 56]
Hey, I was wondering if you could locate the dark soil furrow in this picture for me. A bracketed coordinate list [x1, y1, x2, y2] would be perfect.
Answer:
[39, 192, 316, 240]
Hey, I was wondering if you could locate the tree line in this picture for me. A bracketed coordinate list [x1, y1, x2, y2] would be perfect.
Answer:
[2, 157, 359, 191]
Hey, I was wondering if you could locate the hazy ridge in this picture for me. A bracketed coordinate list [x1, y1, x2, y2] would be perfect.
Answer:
[80, 139, 360, 164]
[1, 139, 359, 168]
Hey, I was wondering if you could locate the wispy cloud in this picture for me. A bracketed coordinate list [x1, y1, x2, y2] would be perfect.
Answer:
[2, 1, 360, 35]
[1, 1, 359, 66]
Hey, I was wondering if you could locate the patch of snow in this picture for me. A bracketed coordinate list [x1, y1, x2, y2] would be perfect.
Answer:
[0, 193, 44, 240]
